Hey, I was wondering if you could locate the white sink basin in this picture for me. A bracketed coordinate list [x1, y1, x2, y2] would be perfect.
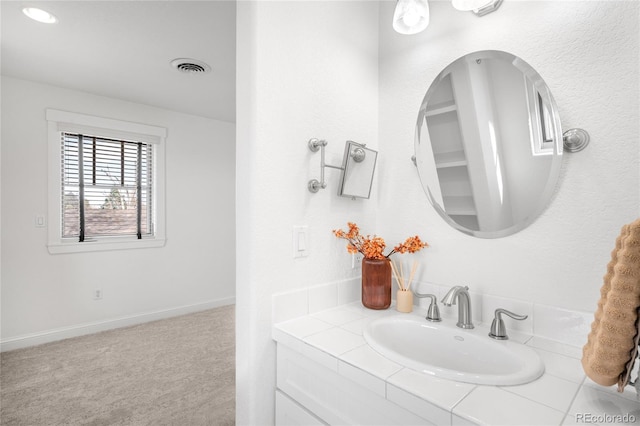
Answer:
[363, 314, 544, 385]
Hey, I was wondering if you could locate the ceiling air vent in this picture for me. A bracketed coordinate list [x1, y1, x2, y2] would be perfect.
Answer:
[170, 58, 211, 74]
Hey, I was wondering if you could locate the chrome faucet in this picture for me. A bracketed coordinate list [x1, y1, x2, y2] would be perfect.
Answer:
[441, 285, 474, 329]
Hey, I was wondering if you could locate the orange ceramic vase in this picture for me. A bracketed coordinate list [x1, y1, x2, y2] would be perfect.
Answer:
[361, 257, 391, 309]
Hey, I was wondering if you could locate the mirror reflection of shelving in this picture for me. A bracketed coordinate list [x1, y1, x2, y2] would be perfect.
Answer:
[425, 73, 479, 231]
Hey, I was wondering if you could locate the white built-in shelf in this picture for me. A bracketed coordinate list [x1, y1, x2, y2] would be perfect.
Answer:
[426, 72, 478, 223]
[425, 101, 457, 117]
[434, 150, 468, 168]
[443, 196, 477, 216]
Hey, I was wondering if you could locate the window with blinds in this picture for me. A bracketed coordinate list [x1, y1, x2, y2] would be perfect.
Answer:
[61, 132, 154, 241]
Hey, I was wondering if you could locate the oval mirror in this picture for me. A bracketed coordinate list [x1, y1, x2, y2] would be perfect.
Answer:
[415, 50, 563, 238]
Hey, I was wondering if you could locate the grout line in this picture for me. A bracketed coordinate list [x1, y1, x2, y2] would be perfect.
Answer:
[562, 375, 587, 421]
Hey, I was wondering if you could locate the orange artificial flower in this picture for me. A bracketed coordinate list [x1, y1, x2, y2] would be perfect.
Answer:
[392, 236, 428, 255]
[332, 223, 428, 260]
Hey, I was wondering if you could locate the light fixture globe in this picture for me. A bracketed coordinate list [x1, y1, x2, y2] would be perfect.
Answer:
[451, 0, 492, 11]
[22, 7, 58, 24]
[393, 0, 429, 35]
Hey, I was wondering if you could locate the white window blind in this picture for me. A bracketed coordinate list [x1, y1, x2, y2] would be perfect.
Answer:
[61, 132, 153, 241]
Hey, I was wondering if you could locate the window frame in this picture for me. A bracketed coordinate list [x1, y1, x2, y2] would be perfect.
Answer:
[524, 76, 554, 156]
[47, 109, 166, 254]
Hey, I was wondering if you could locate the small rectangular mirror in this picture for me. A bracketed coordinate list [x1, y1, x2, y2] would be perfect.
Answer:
[338, 141, 378, 199]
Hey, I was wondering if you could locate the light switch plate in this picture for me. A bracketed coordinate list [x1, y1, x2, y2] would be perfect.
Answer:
[292, 225, 309, 258]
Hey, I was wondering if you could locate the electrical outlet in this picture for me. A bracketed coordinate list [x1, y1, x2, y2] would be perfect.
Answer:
[352, 253, 363, 269]
[93, 289, 103, 300]
[34, 215, 46, 228]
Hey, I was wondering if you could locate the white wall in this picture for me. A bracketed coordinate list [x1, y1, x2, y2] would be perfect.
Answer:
[238, 0, 638, 423]
[378, 0, 639, 312]
[1, 76, 236, 348]
[236, 1, 379, 424]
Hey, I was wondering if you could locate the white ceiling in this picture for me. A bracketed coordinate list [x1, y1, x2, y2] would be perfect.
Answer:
[1, 0, 236, 122]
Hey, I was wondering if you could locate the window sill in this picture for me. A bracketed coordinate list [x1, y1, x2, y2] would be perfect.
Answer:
[47, 238, 166, 254]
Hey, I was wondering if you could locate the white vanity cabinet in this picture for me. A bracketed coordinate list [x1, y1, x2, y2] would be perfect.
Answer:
[275, 344, 434, 425]
[272, 305, 638, 426]
[275, 390, 325, 426]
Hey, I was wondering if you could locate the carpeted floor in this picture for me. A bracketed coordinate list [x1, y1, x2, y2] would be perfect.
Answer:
[0, 305, 235, 426]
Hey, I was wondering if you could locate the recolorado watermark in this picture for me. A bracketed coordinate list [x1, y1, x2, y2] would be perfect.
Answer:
[575, 413, 636, 424]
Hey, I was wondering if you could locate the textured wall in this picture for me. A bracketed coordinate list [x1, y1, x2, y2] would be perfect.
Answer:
[378, 0, 639, 312]
[238, 0, 639, 423]
[236, 2, 379, 424]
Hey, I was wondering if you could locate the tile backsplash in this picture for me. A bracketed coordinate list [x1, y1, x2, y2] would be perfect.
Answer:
[272, 278, 360, 324]
[273, 278, 594, 347]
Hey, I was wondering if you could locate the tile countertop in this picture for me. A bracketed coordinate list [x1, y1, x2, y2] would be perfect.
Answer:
[272, 303, 640, 426]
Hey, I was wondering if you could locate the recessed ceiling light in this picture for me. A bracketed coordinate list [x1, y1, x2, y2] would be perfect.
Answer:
[22, 7, 58, 24]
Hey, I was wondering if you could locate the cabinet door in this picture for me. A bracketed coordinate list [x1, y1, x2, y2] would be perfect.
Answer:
[276, 390, 327, 426]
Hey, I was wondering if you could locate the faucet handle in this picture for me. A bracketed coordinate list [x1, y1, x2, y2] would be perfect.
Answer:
[412, 291, 442, 322]
[489, 308, 528, 340]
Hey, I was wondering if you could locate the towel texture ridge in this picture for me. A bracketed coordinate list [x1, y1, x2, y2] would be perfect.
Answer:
[582, 218, 640, 389]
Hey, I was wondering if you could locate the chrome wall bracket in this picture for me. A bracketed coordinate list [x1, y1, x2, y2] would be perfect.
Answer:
[563, 128, 590, 153]
[308, 138, 375, 196]
[307, 138, 343, 193]
[472, 0, 503, 17]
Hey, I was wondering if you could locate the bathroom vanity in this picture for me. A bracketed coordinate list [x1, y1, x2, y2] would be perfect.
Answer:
[270, 46, 614, 426]
[273, 303, 640, 425]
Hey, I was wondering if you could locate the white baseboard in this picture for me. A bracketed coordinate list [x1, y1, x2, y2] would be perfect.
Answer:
[0, 297, 235, 352]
